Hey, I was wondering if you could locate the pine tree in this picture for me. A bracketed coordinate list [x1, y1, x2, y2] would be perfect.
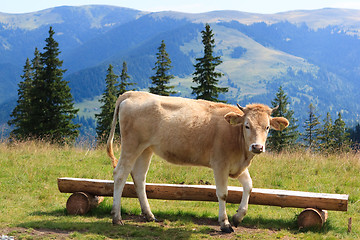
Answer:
[9, 48, 43, 140]
[9, 27, 79, 143]
[8, 58, 33, 140]
[267, 86, 299, 152]
[318, 112, 334, 151]
[118, 61, 135, 96]
[38, 26, 79, 143]
[96, 64, 119, 143]
[303, 103, 321, 150]
[149, 40, 176, 96]
[31, 48, 42, 85]
[191, 23, 228, 102]
[332, 112, 351, 151]
[348, 123, 360, 145]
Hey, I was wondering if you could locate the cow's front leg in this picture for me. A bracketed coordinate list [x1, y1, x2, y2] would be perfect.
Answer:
[213, 168, 233, 233]
[232, 168, 252, 227]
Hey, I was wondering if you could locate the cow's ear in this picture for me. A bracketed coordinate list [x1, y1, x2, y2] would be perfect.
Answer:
[224, 112, 243, 125]
[270, 117, 289, 131]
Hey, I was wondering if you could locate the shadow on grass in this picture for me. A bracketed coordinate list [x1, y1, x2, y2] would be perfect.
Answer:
[18, 218, 194, 239]
[241, 214, 332, 235]
[242, 216, 297, 230]
[21, 204, 331, 239]
[21, 206, 200, 239]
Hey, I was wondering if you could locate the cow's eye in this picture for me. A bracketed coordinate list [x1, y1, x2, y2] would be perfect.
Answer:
[245, 125, 250, 129]
[266, 126, 270, 130]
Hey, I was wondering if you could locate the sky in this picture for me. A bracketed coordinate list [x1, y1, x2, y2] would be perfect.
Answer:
[2, 0, 360, 14]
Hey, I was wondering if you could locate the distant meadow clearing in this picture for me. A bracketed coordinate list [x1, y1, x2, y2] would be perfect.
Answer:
[0, 141, 359, 239]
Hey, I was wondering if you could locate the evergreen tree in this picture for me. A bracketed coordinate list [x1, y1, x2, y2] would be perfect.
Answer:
[96, 64, 119, 143]
[8, 58, 33, 140]
[303, 103, 320, 150]
[118, 61, 135, 95]
[149, 40, 176, 96]
[318, 112, 334, 151]
[267, 86, 299, 152]
[332, 112, 351, 151]
[191, 23, 228, 102]
[31, 48, 42, 85]
[348, 123, 360, 145]
[36, 27, 79, 142]
[9, 27, 79, 143]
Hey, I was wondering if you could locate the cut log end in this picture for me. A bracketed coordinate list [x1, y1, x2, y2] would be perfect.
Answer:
[66, 192, 104, 215]
[297, 208, 328, 229]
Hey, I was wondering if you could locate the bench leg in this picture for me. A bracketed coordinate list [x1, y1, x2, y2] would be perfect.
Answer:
[297, 208, 328, 229]
[66, 192, 104, 215]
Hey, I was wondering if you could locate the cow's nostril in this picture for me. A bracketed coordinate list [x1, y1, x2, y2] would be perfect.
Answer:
[251, 144, 264, 154]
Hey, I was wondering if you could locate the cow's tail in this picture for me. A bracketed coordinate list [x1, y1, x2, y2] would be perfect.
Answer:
[107, 97, 122, 169]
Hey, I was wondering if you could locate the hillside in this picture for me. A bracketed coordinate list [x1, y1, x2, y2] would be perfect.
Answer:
[1, 6, 360, 134]
[0, 5, 144, 102]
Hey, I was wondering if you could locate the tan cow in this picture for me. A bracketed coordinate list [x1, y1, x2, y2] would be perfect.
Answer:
[107, 91, 289, 233]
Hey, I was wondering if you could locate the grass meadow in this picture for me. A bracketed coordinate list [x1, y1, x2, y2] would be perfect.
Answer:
[0, 141, 359, 239]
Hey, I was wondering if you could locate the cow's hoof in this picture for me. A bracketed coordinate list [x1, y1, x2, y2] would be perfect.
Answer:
[143, 214, 157, 222]
[232, 210, 246, 227]
[232, 214, 242, 228]
[112, 219, 124, 225]
[220, 225, 234, 233]
[144, 216, 158, 222]
[233, 218, 240, 228]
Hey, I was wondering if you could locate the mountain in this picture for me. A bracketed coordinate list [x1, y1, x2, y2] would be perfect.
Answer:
[1, 6, 360, 134]
[0, 5, 144, 101]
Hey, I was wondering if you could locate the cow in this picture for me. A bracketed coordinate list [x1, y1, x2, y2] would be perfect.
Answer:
[107, 91, 289, 233]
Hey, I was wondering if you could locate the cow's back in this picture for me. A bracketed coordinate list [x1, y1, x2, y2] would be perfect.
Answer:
[118, 91, 242, 167]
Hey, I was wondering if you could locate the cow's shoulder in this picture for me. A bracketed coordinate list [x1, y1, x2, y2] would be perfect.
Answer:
[195, 100, 242, 116]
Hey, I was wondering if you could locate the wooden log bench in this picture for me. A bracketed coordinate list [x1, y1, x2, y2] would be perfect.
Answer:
[57, 177, 348, 229]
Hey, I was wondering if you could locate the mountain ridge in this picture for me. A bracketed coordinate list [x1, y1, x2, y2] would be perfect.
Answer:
[2, 7, 360, 31]
[0, 5, 145, 30]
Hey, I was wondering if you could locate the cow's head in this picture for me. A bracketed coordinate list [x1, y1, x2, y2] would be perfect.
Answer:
[224, 104, 289, 154]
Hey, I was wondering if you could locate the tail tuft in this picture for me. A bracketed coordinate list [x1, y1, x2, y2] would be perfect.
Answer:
[107, 139, 119, 168]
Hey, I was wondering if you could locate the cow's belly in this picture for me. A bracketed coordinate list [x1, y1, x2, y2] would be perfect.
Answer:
[150, 144, 211, 167]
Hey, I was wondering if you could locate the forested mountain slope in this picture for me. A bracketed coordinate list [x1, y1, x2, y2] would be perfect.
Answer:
[1, 6, 359, 127]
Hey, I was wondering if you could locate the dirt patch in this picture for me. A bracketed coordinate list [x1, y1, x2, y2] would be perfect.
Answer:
[1, 227, 71, 240]
[123, 214, 281, 239]
[198, 222, 281, 239]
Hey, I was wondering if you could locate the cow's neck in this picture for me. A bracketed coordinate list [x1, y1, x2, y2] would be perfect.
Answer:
[228, 128, 254, 178]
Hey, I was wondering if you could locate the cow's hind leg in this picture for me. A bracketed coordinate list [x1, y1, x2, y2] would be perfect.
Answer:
[213, 167, 233, 233]
[232, 168, 253, 227]
[131, 148, 156, 222]
[112, 146, 145, 225]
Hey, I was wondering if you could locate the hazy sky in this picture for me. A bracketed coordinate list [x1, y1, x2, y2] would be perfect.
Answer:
[2, 0, 360, 14]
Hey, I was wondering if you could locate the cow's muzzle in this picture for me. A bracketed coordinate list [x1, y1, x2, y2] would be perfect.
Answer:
[249, 143, 265, 154]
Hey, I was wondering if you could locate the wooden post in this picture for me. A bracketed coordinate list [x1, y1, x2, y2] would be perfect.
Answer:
[66, 192, 104, 215]
[58, 177, 348, 211]
[348, 217, 352, 233]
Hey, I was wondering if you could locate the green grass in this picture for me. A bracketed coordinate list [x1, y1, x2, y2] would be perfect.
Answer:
[74, 96, 101, 119]
[0, 141, 359, 239]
